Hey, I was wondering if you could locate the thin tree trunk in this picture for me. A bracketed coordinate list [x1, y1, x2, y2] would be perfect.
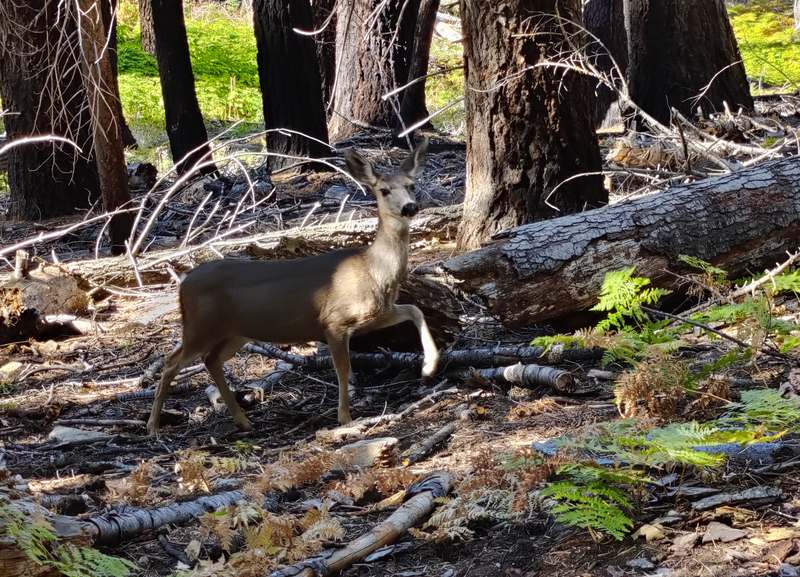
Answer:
[139, 0, 156, 56]
[457, 0, 606, 251]
[150, 0, 217, 176]
[76, 0, 134, 254]
[100, 0, 137, 148]
[253, 0, 330, 171]
[626, 0, 753, 124]
[396, 0, 440, 136]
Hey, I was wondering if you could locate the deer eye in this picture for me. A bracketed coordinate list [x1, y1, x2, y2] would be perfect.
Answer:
[380, 188, 391, 197]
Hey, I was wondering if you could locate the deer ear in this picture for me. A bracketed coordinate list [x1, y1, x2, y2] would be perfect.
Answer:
[400, 138, 428, 177]
[345, 150, 379, 188]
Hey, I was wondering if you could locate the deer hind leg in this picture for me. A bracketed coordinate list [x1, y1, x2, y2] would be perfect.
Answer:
[203, 337, 252, 431]
[325, 328, 354, 425]
[371, 304, 439, 377]
[147, 343, 199, 436]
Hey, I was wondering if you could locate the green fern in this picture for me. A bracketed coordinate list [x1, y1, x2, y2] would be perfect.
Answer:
[723, 389, 800, 433]
[0, 504, 136, 577]
[679, 255, 729, 285]
[541, 463, 635, 540]
[591, 267, 671, 331]
[773, 270, 800, 295]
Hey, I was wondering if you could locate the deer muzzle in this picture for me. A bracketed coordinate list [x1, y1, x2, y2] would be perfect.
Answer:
[401, 203, 420, 217]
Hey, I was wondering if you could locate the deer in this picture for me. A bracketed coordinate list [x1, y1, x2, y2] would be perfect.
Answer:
[146, 140, 439, 436]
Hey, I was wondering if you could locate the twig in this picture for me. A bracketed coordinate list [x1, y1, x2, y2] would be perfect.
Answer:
[640, 306, 791, 361]
[403, 422, 458, 466]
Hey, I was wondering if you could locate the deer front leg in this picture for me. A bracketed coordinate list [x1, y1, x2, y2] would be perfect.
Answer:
[203, 337, 252, 431]
[373, 304, 440, 377]
[325, 329, 354, 424]
[148, 345, 192, 436]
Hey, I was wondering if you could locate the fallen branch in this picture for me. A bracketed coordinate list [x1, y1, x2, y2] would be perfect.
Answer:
[403, 422, 458, 466]
[448, 364, 577, 393]
[270, 471, 453, 577]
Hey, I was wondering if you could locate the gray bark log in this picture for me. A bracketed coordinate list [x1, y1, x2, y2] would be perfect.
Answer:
[444, 156, 800, 327]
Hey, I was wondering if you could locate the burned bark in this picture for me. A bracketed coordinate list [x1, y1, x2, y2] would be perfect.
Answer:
[150, 0, 217, 176]
[626, 0, 753, 124]
[311, 0, 337, 112]
[0, 0, 101, 221]
[444, 156, 800, 328]
[457, 0, 606, 251]
[253, 0, 330, 171]
[583, 0, 627, 129]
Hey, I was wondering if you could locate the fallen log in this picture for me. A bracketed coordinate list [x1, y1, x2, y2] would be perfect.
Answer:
[443, 156, 800, 327]
[449, 364, 577, 393]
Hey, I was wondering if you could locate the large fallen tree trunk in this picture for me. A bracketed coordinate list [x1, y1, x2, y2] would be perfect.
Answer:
[443, 156, 800, 328]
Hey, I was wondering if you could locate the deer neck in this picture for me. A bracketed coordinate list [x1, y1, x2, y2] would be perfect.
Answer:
[365, 212, 410, 290]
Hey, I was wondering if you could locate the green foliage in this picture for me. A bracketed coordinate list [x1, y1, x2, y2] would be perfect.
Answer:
[728, 0, 800, 90]
[591, 267, 671, 332]
[541, 463, 635, 540]
[694, 349, 752, 382]
[773, 270, 800, 295]
[426, 36, 465, 138]
[679, 255, 729, 285]
[0, 504, 136, 577]
[724, 389, 800, 433]
[529, 333, 584, 350]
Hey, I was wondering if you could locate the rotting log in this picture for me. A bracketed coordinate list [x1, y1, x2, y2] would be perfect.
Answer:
[443, 156, 800, 328]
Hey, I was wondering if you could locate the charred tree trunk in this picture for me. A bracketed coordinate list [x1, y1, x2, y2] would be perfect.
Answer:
[253, 0, 330, 171]
[444, 156, 800, 329]
[150, 0, 217, 176]
[139, 0, 156, 56]
[311, 0, 337, 113]
[457, 0, 606, 251]
[100, 0, 137, 148]
[329, 0, 420, 140]
[396, 0, 441, 136]
[77, 0, 134, 254]
[0, 0, 101, 221]
[626, 0, 753, 124]
[583, 0, 627, 129]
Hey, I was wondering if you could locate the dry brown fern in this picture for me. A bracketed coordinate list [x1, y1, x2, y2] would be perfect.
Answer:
[615, 349, 688, 419]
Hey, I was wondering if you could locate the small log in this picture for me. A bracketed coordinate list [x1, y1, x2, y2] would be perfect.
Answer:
[449, 364, 577, 393]
[269, 471, 453, 577]
[444, 156, 800, 328]
[333, 437, 398, 470]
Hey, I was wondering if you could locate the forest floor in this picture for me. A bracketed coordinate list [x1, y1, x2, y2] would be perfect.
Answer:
[3, 94, 800, 577]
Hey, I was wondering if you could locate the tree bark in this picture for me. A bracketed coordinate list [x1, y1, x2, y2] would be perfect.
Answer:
[0, 0, 101, 221]
[626, 0, 753, 125]
[583, 0, 627, 129]
[396, 0, 441, 135]
[100, 0, 137, 148]
[253, 0, 330, 171]
[311, 0, 337, 113]
[139, 0, 156, 56]
[150, 0, 217, 176]
[329, 0, 420, 140]
[457, 0, 607, 251]
[76, 0, 134, 254]
[444, 156, 800, 328]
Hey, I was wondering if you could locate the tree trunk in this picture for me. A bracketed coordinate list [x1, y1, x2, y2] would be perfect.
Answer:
[100, 0, 137, 148]
[150, 0, 217, 176]
[76, 0, 134, 254]
[329, 0, 420, 140]
[253, 0, 330, 171]
[395, 0, 440, 136]
[311, 0, 337, 113]
[626, 0, 753, 125]
[457, 0, 607, 251]
[444, 156, 800, 329]
[0, 0, 101, 221]
[583, 0, 627, 129]
[139, 0, 156, 56]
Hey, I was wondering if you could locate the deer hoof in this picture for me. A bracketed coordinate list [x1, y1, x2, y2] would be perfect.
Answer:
[234, 416, 252, 431]
[338, 410, 352, 425]
[421, 354, 439, 377]
[146, 419, 160, 437]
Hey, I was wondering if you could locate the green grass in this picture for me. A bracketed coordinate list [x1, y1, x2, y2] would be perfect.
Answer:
[115, 0, 262, 151]
[728, 0, 800, 90]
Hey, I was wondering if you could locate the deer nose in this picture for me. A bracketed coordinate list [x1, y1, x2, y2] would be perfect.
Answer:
[401, 203, 419, 217]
